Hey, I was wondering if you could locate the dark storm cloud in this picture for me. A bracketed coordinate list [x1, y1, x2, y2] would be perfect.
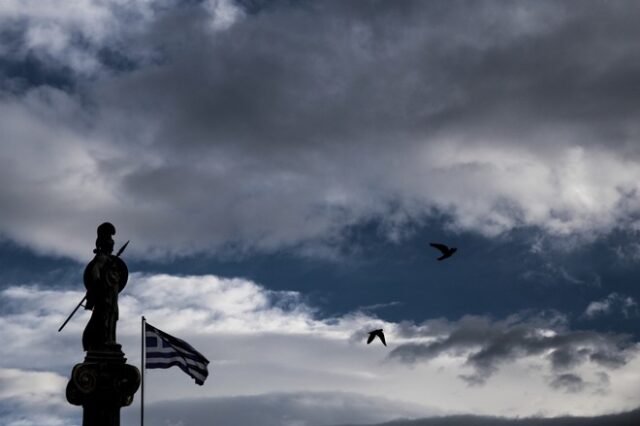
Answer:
[549, 373, 585, 393]
[97, 0, 640, 151]
[4, 1, 640, 258]
[389, 314, 635, 386]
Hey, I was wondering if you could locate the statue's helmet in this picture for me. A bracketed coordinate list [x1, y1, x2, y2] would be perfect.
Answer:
[97, 222, 116, 238]
[95, 222, 116, 254]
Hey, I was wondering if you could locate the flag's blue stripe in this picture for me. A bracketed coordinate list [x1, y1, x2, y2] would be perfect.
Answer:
[146, 360, 208, 376]
[146, 360, 208, 377]
[146, 358, 207, 374]
[146, 350, 206, 363]
[147, 352, 208, 371]
[146, 335, 209, 365]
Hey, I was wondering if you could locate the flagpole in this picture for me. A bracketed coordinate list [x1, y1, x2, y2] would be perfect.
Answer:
[141, 316, 146, 426]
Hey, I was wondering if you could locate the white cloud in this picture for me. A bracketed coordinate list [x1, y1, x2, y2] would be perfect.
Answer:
[0, 0, 115, 74]
[204, 0, 244, 31]
[0, 0, 244, 75]
[0, 368, 75, 426]
[0, 368, 66, 403]
[586, 300, 612, 318]
[409, 143, 640, 238]
[585, 293, 638, 319]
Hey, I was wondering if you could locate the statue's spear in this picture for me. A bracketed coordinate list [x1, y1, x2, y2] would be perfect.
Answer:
[57, 240, 130, 332]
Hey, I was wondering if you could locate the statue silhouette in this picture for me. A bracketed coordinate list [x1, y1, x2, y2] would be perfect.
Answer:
[81, 222, 129, 352]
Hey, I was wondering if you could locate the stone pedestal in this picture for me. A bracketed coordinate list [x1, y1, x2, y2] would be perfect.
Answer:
[66, 345, 140, 426]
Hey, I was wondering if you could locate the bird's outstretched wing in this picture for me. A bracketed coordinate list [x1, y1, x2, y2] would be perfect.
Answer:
[367, 333, 376, 344]
[429, 243, 449, 253]
[378, 331, 387, 346]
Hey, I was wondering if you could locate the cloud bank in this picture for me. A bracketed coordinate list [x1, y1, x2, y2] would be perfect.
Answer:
[335, 408, 640, 426]
[121, 392, 428, 426]
[2, 1, 640, 258]
[390, 313, 636, 386]
[3, 272, 640, 425]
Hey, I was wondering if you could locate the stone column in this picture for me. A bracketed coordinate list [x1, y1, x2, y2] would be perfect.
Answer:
[66, 345, 140, 426]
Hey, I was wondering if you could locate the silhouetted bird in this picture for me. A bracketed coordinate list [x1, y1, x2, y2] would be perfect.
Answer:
[429, 243, 457, 261]
[367, 329, 387, 346]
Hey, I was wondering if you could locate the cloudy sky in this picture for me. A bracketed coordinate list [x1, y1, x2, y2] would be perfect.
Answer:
[2, 0, 640, 425]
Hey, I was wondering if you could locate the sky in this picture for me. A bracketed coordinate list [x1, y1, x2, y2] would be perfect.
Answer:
[2, 0, 640, 425]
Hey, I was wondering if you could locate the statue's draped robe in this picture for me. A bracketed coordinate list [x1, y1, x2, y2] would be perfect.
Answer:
[82, 254, 121, 351]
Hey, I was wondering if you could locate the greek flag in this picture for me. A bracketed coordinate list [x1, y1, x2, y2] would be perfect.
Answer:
[145, 322, 210, 385]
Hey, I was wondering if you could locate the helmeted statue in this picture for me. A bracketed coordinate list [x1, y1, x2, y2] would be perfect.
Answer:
[66, 222, 139, 426]
[82, 222, 129, 352]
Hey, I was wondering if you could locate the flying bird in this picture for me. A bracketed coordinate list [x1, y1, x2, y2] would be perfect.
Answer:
[429, 243, 457, 261]
[367, 329, 387, 346]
